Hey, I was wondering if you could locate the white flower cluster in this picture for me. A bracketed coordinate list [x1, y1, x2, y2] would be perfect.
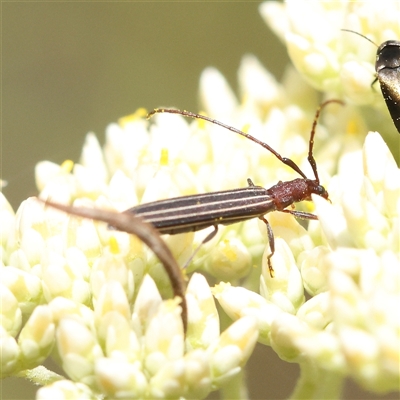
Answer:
[1, 190, 258, 397]
[214, 131, 399, 395]
[261, 0, 400, 105]
[1, 0, 399, 398]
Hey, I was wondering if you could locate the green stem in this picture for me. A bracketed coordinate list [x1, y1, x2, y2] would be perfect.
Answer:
[289, 362, 344, 400]
[220, 369, 249, 400]
[16, 366, 63, 386]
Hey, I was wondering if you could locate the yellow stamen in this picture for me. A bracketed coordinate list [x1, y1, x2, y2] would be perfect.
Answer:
[197, 111, 207, 129]
[109, 236, 120, 254]
[346, 115, 364, 136]
[118, 108, 148, 127]
[60, 160, 74, 173]
[160, 148, 169, 166]
[223, 239, 237, 261]
[241, 123, 250, 134]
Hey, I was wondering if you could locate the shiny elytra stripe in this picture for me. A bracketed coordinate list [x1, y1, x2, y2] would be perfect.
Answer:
[124, 185, 275, 234]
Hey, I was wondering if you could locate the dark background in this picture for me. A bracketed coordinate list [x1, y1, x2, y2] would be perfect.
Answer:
[1, 2, 398, 399]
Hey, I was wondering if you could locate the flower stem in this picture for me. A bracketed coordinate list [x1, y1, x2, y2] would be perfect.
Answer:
[220, 370, 249, 400]
[290, 362, 344, 400]
[17, 366, 63, 386]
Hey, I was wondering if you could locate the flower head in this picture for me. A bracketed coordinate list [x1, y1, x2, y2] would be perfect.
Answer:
[2, 1, 399, 398]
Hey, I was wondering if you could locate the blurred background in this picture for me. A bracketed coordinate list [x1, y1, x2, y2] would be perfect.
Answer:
[3, 2, 289, 210]
[2, 2, 398, 399]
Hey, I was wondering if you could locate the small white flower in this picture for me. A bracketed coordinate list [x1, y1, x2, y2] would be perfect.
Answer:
[45, 275, 258, 398]
[35, 160, 77, 204]
[36, 379, 93, 400]
[185, 272, 220, 350]
[260, 237, 305, 313]
[149, 349, 211, 399]
[96, 357, 148, 398]
[207, 316, 258, 386]
[204, 237, 252, 280]
[260, 0, 400, 111]
[18, 305, 55, 369]
[212, 282, 283, 346]
[0, 332, 21, 378]
[0, 284, 22, 338]
[56, 317, 103, 387]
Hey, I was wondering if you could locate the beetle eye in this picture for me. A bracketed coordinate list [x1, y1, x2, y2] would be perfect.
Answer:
[314, 185, 327, 198]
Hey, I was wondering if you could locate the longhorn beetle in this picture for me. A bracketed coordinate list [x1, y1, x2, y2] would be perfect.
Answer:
[120, 100, 341, 277]
[342, 29, 400, 133]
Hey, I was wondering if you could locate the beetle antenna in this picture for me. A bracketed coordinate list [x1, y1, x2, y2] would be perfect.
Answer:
[148, 100, 343, 180]
[341, 29, 378, 48]
[307, 99, 343, 182]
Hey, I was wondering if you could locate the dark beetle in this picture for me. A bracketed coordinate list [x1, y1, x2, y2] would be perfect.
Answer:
[375, 40, 400, 133]
[342, 30, 400, 133]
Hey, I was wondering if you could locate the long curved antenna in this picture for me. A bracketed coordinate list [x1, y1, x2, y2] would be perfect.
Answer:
[148, 100, 343, 182]
[341, 29, 378, 48]
[147, 108, 308, 179]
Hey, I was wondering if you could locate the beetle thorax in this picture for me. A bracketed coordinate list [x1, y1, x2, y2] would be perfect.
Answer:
[267, 178, 328, 211]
